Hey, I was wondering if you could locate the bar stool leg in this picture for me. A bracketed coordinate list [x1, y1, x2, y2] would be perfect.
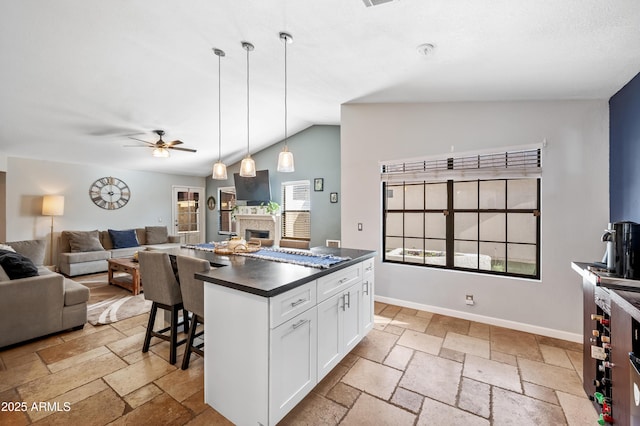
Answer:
[169, 305, 179, 365]
[143, 303, 158, 353]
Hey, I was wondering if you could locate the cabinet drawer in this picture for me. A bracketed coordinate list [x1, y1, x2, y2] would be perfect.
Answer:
[270, 280, 317, 329]
[317, 264, 361, 303]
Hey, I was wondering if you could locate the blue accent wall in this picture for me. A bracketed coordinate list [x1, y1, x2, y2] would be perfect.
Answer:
[610, 71, 640, 222]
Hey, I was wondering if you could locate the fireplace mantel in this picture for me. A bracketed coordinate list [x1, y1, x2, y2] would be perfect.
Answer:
[234, 214, 281, 246]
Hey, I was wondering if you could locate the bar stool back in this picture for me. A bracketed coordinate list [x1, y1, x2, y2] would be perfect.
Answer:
[139, 250, 188, 365]
[176, 255, 210, 370]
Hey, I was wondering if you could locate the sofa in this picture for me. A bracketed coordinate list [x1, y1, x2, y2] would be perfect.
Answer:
[58, 226, 181, 277]
[0, 239, 89, 348]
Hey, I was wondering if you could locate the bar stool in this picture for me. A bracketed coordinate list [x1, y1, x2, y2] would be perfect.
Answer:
[139, 250, 189, 365]
[176, 255, 210, 370]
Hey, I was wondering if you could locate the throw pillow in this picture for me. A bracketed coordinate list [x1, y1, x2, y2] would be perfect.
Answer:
[145, 226, 169, 245]
[0, 250, 39, 279]
[6, 239, 46, 266]
[0, 244, 16, 253]
[66, 230, 104, 253]
[108, 229, 139, 249]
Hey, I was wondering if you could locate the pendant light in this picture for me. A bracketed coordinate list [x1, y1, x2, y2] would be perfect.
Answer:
[277, 32, 295, 172]
[212, 48, 228, 180]
[239, 41, 256, 177]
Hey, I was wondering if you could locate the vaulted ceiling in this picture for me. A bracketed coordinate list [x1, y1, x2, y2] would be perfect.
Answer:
[1, 0, 639, 176]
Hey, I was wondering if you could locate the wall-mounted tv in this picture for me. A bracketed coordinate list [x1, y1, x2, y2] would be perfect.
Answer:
[233, 170, 271, 205]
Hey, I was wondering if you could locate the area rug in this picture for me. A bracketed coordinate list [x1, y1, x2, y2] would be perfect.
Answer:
[76, 273, 151, 326]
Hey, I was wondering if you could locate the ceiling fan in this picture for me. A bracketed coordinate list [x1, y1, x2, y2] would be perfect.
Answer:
[125, 130, 197, 157]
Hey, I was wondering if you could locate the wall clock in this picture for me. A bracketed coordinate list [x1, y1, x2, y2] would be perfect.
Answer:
[89, 176, 131, 210]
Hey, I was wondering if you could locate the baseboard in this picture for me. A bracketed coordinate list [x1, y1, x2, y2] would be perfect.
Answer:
[375, 295, 582, 343]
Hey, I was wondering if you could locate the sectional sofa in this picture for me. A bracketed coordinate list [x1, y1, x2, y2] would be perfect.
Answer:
[58, 226, 181, 277]
[0, 239, 89, 348]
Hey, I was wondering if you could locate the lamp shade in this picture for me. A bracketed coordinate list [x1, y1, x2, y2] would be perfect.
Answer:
[277, 146, 295, 172]
[212, 161, 228, 180]
[42, 195, 64, 216]
[153, 147, 170, 158]
[240, 156, 256, 177]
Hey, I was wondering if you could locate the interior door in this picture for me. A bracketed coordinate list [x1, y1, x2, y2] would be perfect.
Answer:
[172, 186, 205, 244]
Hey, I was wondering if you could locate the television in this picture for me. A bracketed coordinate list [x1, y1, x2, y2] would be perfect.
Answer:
[233, 170, 271, 205]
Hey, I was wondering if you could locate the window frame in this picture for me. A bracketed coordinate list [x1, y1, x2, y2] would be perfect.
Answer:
[281, 180, 311, 241]
[382, 178, 541, 279]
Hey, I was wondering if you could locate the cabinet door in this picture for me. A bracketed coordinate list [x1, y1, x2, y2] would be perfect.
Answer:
[317, 292, 343, 380]
[270, 307, 317, 425]
[361, 276, 374, 334]
[343, 284, 362, 354]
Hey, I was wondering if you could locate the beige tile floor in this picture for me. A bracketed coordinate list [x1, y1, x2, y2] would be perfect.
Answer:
[0, 300, 596, 425]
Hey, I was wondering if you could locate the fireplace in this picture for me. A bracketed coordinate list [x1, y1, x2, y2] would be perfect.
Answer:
[235, 213, 281, 247]
[246, 229, 270, 240]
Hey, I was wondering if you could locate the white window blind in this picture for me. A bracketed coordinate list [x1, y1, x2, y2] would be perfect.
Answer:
[381, 145, 542, 183]
[281, 181, 311, 240]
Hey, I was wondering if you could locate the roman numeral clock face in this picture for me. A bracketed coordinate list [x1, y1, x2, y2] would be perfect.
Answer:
[89, 177, 131, 210]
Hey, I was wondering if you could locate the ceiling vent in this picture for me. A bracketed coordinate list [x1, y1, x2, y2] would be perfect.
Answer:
[362, 0, 395, 7]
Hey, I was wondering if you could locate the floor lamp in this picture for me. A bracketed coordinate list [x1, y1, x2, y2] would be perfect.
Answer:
[42, 195, 64, 266]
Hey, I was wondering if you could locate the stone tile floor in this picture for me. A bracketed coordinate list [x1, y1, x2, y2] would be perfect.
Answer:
[0, 300, 596, 425]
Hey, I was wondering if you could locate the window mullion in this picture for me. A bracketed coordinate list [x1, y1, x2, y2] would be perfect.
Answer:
[446, 180, 454, 267]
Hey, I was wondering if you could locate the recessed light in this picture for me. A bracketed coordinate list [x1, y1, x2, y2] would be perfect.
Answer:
[417, 43, 435, 56]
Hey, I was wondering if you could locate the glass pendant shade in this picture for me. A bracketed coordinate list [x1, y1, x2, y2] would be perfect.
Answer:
[240, 155, 256, 177]
[212, 161, 228, 180]
[277, 146, 295, 172]
[153, 147, 170, 158]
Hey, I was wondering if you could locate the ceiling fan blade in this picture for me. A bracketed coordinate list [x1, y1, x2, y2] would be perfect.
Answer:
[166, 140, 183, 146]
[169, 146, 197, 153]
[122, 145, 152, 148]
[127, 136, 155, 146]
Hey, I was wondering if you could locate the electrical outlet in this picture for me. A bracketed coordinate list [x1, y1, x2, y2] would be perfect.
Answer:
[465, 294, 474, 306]
[358, 223, 363, 231]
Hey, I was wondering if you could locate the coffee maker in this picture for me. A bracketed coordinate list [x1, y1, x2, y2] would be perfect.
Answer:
[602, 221, 640, 280]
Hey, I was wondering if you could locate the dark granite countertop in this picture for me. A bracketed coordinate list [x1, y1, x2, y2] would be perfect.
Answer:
[174, 246, 377, 297]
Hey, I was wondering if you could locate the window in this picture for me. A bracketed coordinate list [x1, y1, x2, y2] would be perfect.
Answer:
[218, 186, 236, 235]
[381, 147, 541, 279]
[281, 180, 311, 241]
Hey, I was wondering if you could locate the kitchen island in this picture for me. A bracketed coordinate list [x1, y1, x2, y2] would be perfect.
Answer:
[194, 246, 376, 426]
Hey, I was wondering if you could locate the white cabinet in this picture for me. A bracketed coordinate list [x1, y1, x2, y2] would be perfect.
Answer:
[361, 258, 375, 334]
[203, 257, 375, 426]
[317, 280, 362, 380]
[270, 306, 317, 425]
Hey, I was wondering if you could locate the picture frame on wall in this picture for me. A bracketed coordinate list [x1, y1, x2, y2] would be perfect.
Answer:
[330, 192, 338, 203]
[314, 178, 324, 192]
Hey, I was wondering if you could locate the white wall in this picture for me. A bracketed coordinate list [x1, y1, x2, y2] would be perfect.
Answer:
[341, 100, 609, 338]
[6, 157, 205, 262]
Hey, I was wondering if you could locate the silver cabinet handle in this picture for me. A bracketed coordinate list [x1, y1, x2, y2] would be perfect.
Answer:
[341, 294, 347, 311]
[363, 281, 369, 295]
[345, 292, 351, 309]
[365, 266, 373, 272]
[338, 277, 350, 284]
[291, 298, 306, 307]
[292, 319, 308, 329]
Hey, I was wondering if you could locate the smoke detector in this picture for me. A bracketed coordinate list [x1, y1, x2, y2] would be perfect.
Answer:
[362, 0, 395, 7]
[417, 43, 435, 56]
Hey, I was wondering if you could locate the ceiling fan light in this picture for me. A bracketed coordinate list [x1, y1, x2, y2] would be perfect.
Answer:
[153, 147, 170, 158]
[240, 155, 256, 177]
[212, 161, 228, 180]
[277, 146, 295, 172]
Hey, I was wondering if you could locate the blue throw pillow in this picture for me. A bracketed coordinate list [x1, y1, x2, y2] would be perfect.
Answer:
[0, 249, 39, 279]
[108, 229, 140, 249]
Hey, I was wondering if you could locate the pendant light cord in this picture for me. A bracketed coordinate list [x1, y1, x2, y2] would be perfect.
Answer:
[284, 39, 288, 147]
[218, 53, 222, 163]
[246, 45, 250, 156]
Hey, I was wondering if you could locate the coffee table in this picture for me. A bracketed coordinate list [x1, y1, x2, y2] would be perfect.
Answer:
[107, 257, 142, 295]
